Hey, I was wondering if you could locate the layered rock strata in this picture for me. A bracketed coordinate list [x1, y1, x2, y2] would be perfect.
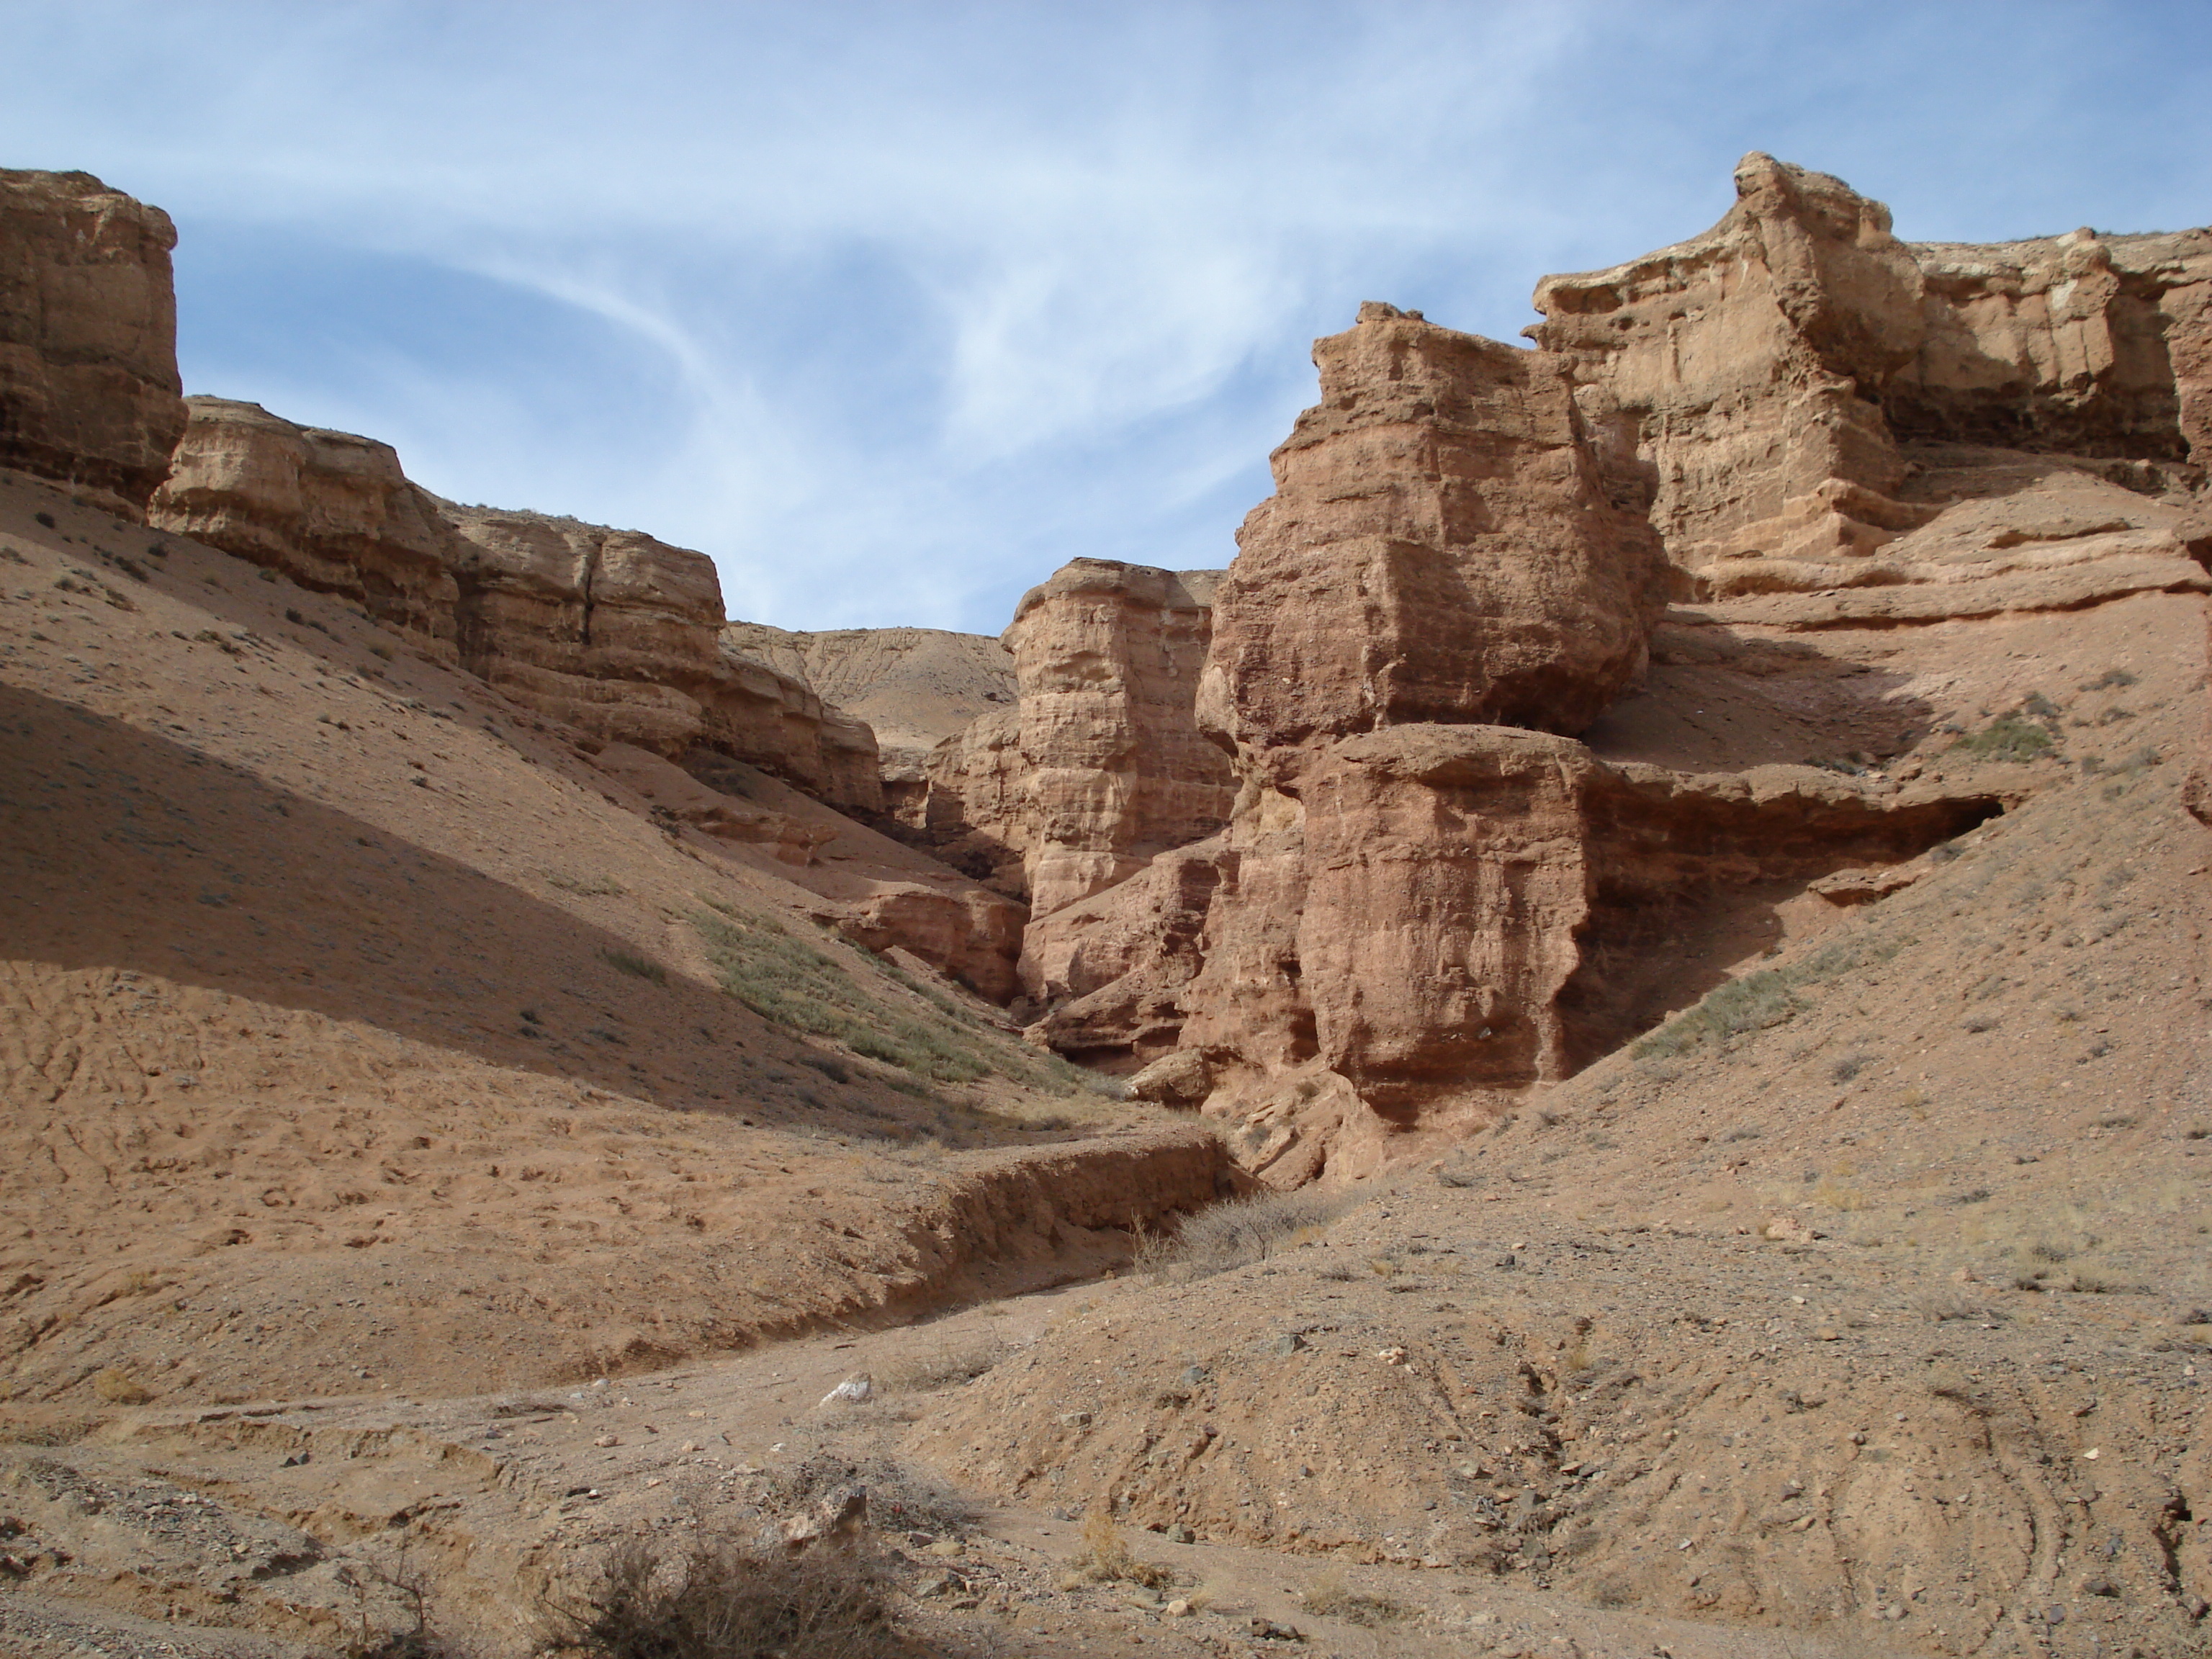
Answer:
[1013, 163, 2208, 1176]
[137, 393, 881, 811]
[1199, 304, 1665, 764]
[0, 168, 187, 518]
[444, 506, 881, 809]
[150, 397, 463, 658]
[1531, 152, 2212, 597]
[915, 559, 1235, 919]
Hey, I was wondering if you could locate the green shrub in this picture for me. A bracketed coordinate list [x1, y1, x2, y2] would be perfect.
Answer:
[1954, 713, 2054, 763]
[599, 948, 667, 984]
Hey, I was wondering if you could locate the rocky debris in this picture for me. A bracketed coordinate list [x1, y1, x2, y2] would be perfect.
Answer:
[0, 168, 188, 521]
[150, 397, 464, 657]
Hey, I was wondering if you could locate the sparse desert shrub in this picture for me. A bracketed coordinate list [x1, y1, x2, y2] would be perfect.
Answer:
[91, 1367, 153, 1405]
[1912, 1291, 1987, 1322]
[694, 907, 1077, 1094]
[599, 948, 667, 984]
[2082, 667, 2138, 691]
[875, 1343, 1010, 1395]
[799, 1053, 852, 1084]
[1631, 968, 1802, 1060]
[1954, 712, 2056, 763]
[762, 1449, 977, 1537]
[1136, 1189, 1351, 1282]
[1300, 1568, 1406, 1626]
[1075, 1509, 1174, 1588]
[555, 1535, 899, 1659]
[548, 873, 626, 897]
[1829, 1053, 1870, 1083]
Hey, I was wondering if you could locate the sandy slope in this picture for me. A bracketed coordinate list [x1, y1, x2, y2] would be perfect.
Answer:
[0, 467, 1225, 1413]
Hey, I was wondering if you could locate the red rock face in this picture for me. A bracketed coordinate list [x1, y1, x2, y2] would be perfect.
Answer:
[1002, 159, 2210, 1177]
[0, 168, 187, 518]
[150, 398, 464, 658]
[914, 559, 1236, 925]
[1532, 153, 2212, 597]
[447, 508, 884, 810]
[1200, 305, 1666, 765]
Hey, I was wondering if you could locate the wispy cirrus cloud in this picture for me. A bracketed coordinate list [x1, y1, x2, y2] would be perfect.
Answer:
[3, 1, 2207, 629]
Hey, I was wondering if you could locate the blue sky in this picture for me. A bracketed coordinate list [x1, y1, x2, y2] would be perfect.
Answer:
[4, 1, 2208, 631]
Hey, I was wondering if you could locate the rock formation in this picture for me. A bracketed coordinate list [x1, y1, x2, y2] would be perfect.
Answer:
[1005, 159, 2210, 1181]
[914, 559, 1235, 924]
[1199, 304, 1665, 765]
[445, 506, 881, 809]
[150, 397, 463, 657]
[0, 168, 187, 518]
[1530, 152, 2212, 597]
[722, 621, 1016, 818]
[135, 391, 882, 811]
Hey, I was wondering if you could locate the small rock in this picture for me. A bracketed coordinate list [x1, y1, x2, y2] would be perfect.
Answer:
[1166, 1524, 1195, 1544]
[680, 1442, 701, 1453]
[1247, 1616, 1304, 1641]
[1764, 1215, 1820, 1244]
[781, 1485, 868, 1551]
[2082, 1575, 2120, 1598]
[1058, 1411, 1092, 1427]
[926, 1538, 965, 1558]
[592, 1435, 619, 1448]
[1375, 1346, 1408, 1365]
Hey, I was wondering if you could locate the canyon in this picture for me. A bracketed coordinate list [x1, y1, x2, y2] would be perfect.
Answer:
[0, 154, 2207, 1659]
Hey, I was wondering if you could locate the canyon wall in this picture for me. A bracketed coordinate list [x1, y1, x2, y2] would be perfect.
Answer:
[0, 168, 187, 519]
[150, 397, 464, 658]
[1006, 159, 2210, 1183]
[1530, 152, 2212, 598]
[140, 400, 882, 811]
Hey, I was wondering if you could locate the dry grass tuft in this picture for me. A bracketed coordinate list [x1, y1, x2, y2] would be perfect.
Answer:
[1074, 1509, 1174, 1588]
[1300, 1567, 1408, 1626]
[1135, 1188, 1352, 1282]
[554, 1535, 899, 1659]
[91, 1366, 153, 1405]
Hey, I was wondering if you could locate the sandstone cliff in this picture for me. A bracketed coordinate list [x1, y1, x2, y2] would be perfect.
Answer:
[0, 168, 187, 518]
[1012, 161, 2210, 1184]
[1199, 304, 1665, 768]
[442, 506, 881, 809]
[150, 397, 463, 658]
[135, 387, 883, 811]
[1531, 152, 2212, 597]
[910, 559, 1237, 976]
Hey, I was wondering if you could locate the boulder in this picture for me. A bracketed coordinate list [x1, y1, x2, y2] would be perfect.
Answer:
[0, 168, 187, 517]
